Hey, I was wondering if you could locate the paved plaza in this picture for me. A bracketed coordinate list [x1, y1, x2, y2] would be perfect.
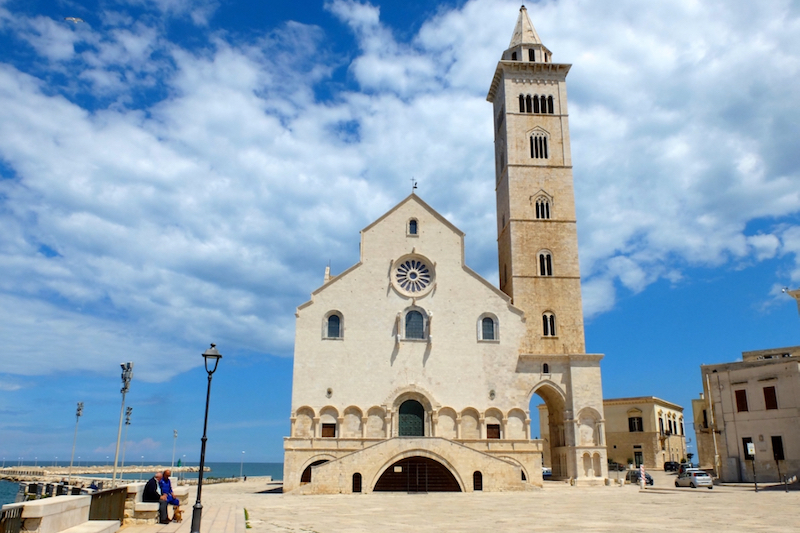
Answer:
[171, 472, 800, 533]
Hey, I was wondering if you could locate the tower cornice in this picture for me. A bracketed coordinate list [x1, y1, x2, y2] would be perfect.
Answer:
[487, 62, 571, 102]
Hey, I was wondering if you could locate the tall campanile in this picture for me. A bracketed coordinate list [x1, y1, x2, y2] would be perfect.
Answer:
[487, 6, 586, 356]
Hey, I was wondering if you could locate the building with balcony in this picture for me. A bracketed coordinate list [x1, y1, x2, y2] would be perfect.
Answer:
[693, 345, 800, 482]
[603, 397, 686, 470]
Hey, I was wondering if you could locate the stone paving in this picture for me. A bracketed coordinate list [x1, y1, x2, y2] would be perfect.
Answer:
[122, 472, 800, 533]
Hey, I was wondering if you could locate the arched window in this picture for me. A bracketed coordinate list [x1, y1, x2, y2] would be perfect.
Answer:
[530, 133, 549, 159]
[525, 94, 532, 113]
[408, 219, 418, 235]
[539, 252, 553, 276]
[547, 95, 554, 114]
[481, 316, 496, 341]
[540, 95, 547, 113]
[352, 473, 362, 493]
[542, 312, 556, 336]
[518, 94, 525, 113]
[405, 310, 425, 339]
[326, 313, 342, 339]
[473, 471, 483, 491]
[533, 94, 540, 113]
[528, 49, 535, 62]
[543, 363, 550, 374]
[535, 197, 551, 219]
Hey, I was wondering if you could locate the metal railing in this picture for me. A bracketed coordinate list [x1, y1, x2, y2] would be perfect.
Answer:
[0, 506, 22, 533]
[88, 486, 127, 521]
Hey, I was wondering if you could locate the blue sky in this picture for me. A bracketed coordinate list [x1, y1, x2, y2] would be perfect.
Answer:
[1, 0, 799, 465]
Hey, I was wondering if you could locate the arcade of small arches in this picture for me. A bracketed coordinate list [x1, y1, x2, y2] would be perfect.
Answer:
[290, 403, 539, 441]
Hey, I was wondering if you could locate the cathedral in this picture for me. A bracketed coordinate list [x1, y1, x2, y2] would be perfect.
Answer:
[282, 6, 608, 494]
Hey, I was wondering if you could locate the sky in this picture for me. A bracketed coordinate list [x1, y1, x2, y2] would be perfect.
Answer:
[1, 0, 799, 466]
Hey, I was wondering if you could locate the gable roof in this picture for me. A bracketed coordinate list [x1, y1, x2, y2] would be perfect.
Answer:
[360, 192, 465, 237]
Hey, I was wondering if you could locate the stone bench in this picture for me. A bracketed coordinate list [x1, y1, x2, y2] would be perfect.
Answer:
[1, 495, 119, 533]
[125, 482, 189, 525]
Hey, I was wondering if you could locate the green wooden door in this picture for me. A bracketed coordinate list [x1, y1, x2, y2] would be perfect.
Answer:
[399, 400, 424, 436]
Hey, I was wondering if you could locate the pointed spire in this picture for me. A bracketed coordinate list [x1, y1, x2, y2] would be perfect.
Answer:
[509, 5, 542, 47]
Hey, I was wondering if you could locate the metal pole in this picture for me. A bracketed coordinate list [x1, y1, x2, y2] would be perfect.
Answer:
[172, 430, 178, 468]
[68, 402, 83, 485]
[240, 451, 244, 479]
[705, 373, 721, 478]
[112, 363, 133, 487]
[121, 408, 132, 477]
[752, 459, 758, 492]
[191, 372, 214, 533]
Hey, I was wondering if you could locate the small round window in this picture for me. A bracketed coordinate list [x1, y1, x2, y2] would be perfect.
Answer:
[392, 255, 435, 297]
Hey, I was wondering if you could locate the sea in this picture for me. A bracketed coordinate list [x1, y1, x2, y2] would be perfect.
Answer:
[0, 461, 282, 507]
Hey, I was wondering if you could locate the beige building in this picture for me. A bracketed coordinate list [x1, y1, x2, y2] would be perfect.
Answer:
[602, 397, 687, 469]
[282, 6, 608, 494]
[693, 345, 800, 483]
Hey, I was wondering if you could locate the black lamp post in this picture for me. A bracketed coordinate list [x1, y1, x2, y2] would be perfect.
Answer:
[191, 343, 222, 533]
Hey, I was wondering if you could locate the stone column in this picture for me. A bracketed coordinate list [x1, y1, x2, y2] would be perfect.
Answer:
[337, 417, 344, 438]
[525, 418, 532, 440]
[385, 412, 392, 438]
[313, 417, 321, 438]
[289, 417, 297, 438]
[501, 417, 508, 440]
[479, 415, 486, 440]
[456, 414, 462, 439]
[361, 417, 368, 439]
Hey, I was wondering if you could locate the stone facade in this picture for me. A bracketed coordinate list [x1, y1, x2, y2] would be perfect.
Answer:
[693, 345, 800, 482]
[602, 397, 687, 469]
[283, 6, 608, 494]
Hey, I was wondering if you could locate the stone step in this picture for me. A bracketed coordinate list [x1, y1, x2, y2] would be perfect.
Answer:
[61, 519, 120, 533]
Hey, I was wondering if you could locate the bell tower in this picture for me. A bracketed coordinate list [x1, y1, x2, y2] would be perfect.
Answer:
[487, 5, 586, 356]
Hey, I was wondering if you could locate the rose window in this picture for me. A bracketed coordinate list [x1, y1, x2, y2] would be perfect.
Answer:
[395, 258, 432, 294]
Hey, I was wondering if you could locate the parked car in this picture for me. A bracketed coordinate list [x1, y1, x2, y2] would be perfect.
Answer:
[664, 461, 680, 472]
[607, 461, 627, 472]
[624, 470, 654, 485]
[542, 466, 552, 478]
[675, 470, 713, 489]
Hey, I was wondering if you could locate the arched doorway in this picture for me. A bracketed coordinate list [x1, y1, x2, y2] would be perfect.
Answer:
[529, 384, 567, 479]
[374, 456, 461, 492]
[300, 459, 328, 484]
[399, 400, 424, 436]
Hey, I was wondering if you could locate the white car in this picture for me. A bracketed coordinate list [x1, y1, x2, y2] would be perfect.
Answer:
[675, 470, 713, 489]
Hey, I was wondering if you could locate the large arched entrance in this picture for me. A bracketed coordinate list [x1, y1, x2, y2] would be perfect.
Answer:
[374, 456, 461, 492]
[398, 400, 424, 436]
[529, 383, 568, 479]
[300, 459, 328, 484]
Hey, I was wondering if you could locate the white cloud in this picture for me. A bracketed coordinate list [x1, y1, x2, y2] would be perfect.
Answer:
[0, 0, 799, 379]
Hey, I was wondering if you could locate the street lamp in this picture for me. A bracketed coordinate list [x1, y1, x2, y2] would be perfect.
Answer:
[172, 430, 178, 468]
[112, 362, 133, 487]
[68, 402, 84, 485]
[120, 407, 133, 480]
[191, 343, 222, 533]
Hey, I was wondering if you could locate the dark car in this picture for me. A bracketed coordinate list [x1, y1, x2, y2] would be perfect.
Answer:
[625, 470, 654, 485]
[607, 461, 627, 472]
[664, 461, 680, 472]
